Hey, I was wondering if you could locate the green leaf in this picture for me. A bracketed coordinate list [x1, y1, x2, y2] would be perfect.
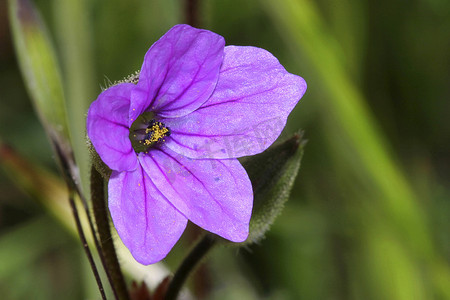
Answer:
[8, 0, 78, 187]
[52, 0, 96, 192]
[241, 132, 306, 245]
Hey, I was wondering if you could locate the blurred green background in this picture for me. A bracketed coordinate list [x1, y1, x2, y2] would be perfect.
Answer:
[1, 0, 449, 299]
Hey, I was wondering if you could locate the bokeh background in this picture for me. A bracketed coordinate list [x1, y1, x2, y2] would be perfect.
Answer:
[1, 0, 449, 299]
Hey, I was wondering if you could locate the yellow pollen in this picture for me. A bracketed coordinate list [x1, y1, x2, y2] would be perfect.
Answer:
[143, 122, 170, 145]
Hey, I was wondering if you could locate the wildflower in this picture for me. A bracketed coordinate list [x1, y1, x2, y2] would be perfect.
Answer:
[87, 24, 306, 264]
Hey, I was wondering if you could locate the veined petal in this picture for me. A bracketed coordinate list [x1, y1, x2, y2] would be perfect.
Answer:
[163, 46, 307, 159]
[140, 147, 252, 242]
[87, 83, 138, 172]
[129, 24, 224, 125]
[108, 167, 188, 265]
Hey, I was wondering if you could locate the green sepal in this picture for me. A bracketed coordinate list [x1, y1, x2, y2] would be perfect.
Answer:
[110, 70, 140, 88]
[240, 131, 306, 245]
[87, 138, 111, 179]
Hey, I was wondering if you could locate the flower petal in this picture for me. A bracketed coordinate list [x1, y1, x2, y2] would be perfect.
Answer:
[108, 167, 188, 265]
[163, 46, 307, 159]
[140, 147, 252, 242]
[129, 24, 225, 125]
[87, 83, 138, 172]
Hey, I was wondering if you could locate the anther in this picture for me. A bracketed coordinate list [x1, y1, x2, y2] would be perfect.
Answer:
[142, 120, 171, 146]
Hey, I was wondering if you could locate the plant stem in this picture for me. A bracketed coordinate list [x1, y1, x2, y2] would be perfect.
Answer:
[53, 139, 115, 298]
[185, 0, 199, 27]
[68, 189, 107, 300]
[164, 234, 216, 300]
[91, 166, 130, 300]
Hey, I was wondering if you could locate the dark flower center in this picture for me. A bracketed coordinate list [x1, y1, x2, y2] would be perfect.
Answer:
[129, 112, 171, 153]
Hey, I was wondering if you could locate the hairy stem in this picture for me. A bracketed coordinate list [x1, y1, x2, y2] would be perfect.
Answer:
[91, 166, 130, 300]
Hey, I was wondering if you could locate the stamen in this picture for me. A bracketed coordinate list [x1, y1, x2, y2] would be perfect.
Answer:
[143, 120, 171, 145]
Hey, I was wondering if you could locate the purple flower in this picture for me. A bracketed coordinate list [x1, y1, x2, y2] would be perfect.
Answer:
[87, 24, 306, 264]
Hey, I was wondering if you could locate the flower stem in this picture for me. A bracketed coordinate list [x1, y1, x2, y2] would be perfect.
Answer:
[91, 166, 130, 300]
[68, 189, 107, 300]
[185, 0, 200, 27]
[164, 234, 216, 300]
